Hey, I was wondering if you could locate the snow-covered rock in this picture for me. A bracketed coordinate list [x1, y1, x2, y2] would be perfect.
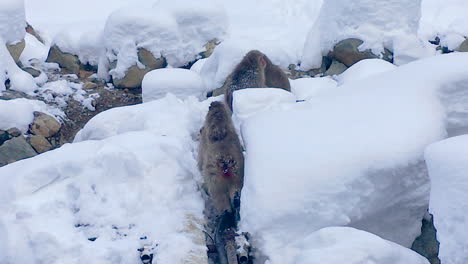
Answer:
[425, 135, 468, 264]
[337, 59, 396, 85]
[239, 53, 468, 262]
[0, 98, 63, 133]
[291, 77, 338, 101]
[283, 227, 429, 264]
[0, 0, 26, 45]
[0, 95, 215, 264]
[142, 69, 206, 103]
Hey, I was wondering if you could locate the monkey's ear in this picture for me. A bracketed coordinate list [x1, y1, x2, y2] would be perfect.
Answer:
[259, 56, 267, 68]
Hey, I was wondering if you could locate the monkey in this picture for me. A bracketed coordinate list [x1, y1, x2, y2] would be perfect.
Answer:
[198, 101, 245, 264]
[198, 101, 244, 216]
[221, 50, 291, 110]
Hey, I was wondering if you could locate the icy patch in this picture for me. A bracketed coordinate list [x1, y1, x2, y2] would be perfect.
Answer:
[0, 0, 26, 44]
[425, 135, 468, 264]
[287, 227, 429, 264]
[0, 98, 64, 132]
[291, 77, 338, 101]
[337, 59, 397, 85]
[142, 68, 206, 103]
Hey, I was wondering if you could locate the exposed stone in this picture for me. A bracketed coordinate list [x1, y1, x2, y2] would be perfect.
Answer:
[0, 130, 9, 145]
[112, 48, 167, 89]
[28, 135, 53, 154]
[411, 213, 440, 264]
[46, 45, 81, 75]
[83, 82, 98, 90]
[324, 60, 348, 76]
[330, 38, 379, 67]
[0, 136, 37, 167]
[29, 111, 61, 137]
[79, 70, 94, 79]
[22, 67, 41, 78]
[456, 39, 468, 52]
[6, 39, 26, 64]
[201, 39, 220, 58]
[26, 23, 44, 44]
[6, 128, 22, 137]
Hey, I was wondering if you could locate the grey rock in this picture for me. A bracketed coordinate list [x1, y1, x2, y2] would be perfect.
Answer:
[456, 39, 468, 52]
[112, 48, 167, 89]
[324, 60, 348, 76]
[46, 45, 81, 75]
[22, 67, 41, 78]
[330, 38, 378, 67]
[29, 111, 61, 137]
[6, 39, 26, 64]
[411, 213, 440, 264]
[0, 136, 37, 167]
[83, 82, 98, 90]
[7, 128, 22, 137]
[28, 135, 53, 154]
[0, 130, 9, 145]
[201, 39, 220, 58]
[26, 23, 44, 44]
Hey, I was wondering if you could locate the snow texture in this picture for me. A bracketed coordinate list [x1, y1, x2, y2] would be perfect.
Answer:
[285, 227, 429, 264]
[337, 59, 397, 85]
[142, 69, 206, 103]
[0, 95, 215, 264]
[0, 0, 26, 44]
[0, 98, 63, 132]
[290, 77, 338, 101]
[239, 53, 468, 263]
[425, 135, 468, 264]
[0, 40, 37, 94]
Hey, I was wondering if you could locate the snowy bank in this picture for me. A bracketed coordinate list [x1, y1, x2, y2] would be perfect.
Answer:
[425, 135, 468, 264]
[0, 0, 26, 44]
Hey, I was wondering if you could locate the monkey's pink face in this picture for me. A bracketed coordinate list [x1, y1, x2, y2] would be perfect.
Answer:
[218, 159, 237, 178]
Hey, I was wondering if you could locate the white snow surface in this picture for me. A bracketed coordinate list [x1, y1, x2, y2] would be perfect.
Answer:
[286, 227, 429, 264]
[239, 53, 468, 263]
[142, 69, 206, 103]
[291, 77, 338, 101]
[0, 98, 63, 132]
[0, 95, 215, 264]
[425, 135, 468, 264]
[0, 40, 37, 94]
[0, 0, 26, 44]
[337, 59, 397, 85]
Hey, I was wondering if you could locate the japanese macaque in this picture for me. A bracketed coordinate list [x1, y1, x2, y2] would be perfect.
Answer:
[198, 101, 244, 216]
[223, 50, 291, 110]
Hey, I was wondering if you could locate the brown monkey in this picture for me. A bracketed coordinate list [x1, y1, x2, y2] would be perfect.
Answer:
[198, 101, 244, 216]
[222, 50, 291, 110]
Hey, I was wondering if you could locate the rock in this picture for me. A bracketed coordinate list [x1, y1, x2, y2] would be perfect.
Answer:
[456, 39, 468, 52]
[83, 82, 98, 90]
[0, 136, 37, 167]
[26, 23, 44, 44]
[411, 213, 441, 264]
[324, 60, 348, 76]
[6, 128, 22, 137]
[6, 39, 26, 64]
[79, 70, 94, 79]
[29, 112, 61, 137]
[330, 38, 379, 67]
[46, 45, 81, 75]
[28, 135, 53, 154]
[201, 39, 219, 58]
[22, 67, 41, 78]
[0, 130, 9, 145]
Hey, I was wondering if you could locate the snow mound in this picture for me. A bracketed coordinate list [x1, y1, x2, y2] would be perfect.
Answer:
[425, 135, 468, 264]
[190, 58, 207, 74]
[239, 53, 468, 262]
[0, 98, 63, 132]
[0, 0, 26, 44]
[0, 95, 216, 263]
[101, 0, 227, 80]
[291, 77, 337, 101]
[142, 69, 206, 103]
[420, 0, 468, 50]
[288, 227, 429, 264]
[74, 94, 213, 143]
[20, 33, 48, 65]
[337, 59, 397, 85]
[0, 40, 37, 94]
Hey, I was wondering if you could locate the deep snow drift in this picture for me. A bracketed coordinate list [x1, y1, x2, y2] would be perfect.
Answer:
[425, 135, 468, 264]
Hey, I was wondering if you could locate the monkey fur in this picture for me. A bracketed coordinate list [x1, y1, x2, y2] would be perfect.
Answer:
[222, 50, 291, 110]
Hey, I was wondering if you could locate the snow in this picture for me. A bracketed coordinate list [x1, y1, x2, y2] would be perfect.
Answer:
[35, 80, 98, 111]
[0, 95, 216, 264]
[285, 227, 429, 264]
[190, 58, 207, 74]
[0, 40, 37, 94]
[142, 69, 206, 103]
[239, 53, 468, 262]
[0, 98, 63, 132]
[337, 59, 397, 85]
[20, 33, 48, 66]
[291, 77, 338, 101]
[419, 0, 468, 50]
[0, 0, 26, 44]
[425, 135, 468, 264]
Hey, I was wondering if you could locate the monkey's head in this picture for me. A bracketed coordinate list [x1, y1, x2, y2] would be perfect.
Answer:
[206, 102, 229, 141]
[243, 50, 267, 71]
[217, 157, 237, 178]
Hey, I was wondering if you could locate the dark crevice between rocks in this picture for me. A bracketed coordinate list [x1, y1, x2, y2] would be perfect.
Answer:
[411, 212, 441, 264]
